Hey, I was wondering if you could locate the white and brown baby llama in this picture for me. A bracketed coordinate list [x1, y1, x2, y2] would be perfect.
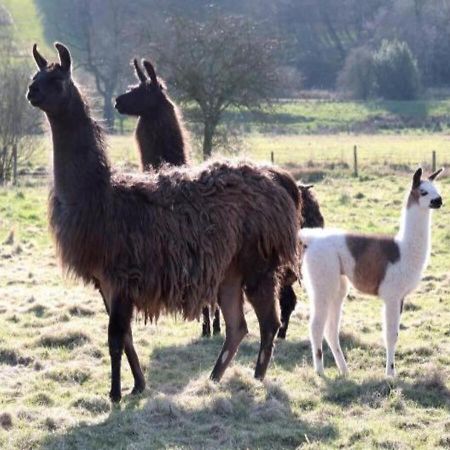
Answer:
[300, 167, 444, 377]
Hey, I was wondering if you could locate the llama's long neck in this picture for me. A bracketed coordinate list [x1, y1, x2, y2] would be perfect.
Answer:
[135, 100, 188, 170]
[396, 200, 432, 270]
[47, 86, 111, 204]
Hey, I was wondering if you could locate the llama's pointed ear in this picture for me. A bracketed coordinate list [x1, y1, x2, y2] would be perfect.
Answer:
[133, 59, 147, 83]
[54, 42, 71, 73]
[297, 182, 314, 191]
[412, 167, 422, 189]
[428, 167, 444, 181]
[142, 60, 158, 84]
[32, 44, 48, 70]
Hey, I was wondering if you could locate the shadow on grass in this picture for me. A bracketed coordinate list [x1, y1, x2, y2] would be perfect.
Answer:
[144, 334, 310, 395]
[322, 372, 450, 410]
[144, 328, 378, 396]
[41, 336, 338, 450]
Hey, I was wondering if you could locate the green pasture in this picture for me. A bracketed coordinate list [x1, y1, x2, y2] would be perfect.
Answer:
[1, 138, 449, 448]
[28, 133, 450, 180]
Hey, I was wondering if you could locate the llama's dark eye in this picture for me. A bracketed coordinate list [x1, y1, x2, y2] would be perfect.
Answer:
[420, 191, 427, 196]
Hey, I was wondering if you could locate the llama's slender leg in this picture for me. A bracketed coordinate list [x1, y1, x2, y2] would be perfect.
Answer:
[98, 285, 145, 394]
[246, 273, 281, 380]
[212, 307, 221, 335]
[310, 301, 328, 377]
[108, 292, 134, 402]
[277, 284, 297, 339]
[383, 298, 402, 377]
[202, 306, 212, 337]
[303, 250, 340, 376]
[124, 329, 146, 395]
[324, 276, 349, 376]
[210, 271, 246, 381]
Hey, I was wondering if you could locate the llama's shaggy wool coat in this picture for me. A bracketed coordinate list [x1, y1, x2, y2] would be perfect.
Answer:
[49, 158, 300, 322]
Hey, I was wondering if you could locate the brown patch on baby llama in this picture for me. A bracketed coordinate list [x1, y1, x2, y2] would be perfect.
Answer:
[407, 188, 420, 208]
[346, 234, 400, 295]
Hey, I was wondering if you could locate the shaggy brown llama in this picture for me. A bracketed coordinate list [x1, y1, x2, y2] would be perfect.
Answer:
[28, 43, 301, 402]
[277, 183, 324, 338]
[115, 59, 222, 336]
[115, 58, 325, 339]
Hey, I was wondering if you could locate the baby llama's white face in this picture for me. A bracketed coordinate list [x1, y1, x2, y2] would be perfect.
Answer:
[417, 179, 443, 210]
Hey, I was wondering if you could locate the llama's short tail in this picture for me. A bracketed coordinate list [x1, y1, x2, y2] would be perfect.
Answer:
[269, 168, 300, 211]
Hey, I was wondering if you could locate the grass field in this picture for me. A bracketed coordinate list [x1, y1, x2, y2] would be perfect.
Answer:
[219, 99, 450, 135]
[25, 133, 450, 181]
[1, 134, 449, 449]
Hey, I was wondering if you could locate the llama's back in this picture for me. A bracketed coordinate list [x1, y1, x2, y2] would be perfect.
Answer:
[107, 161, 299, 321]
[300, 229, 347, 302]
[299, 228, 346, 246]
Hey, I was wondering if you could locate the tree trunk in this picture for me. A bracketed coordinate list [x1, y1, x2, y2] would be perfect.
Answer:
[202, 122, 215, 160]
[202, 120, 219, 160]
[103, 91, 115, 131]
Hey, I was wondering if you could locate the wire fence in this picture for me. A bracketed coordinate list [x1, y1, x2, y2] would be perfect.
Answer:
[256, 142, 450, 179]
[7, 135, 450, 186]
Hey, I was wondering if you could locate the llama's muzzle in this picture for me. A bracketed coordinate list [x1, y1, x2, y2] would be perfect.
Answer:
[27, 83, 43, 106]
[430, 196, 443, 209]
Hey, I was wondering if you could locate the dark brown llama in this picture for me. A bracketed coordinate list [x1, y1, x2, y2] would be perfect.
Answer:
[277, 183, 325, 339]
[28, 43, 301, 403]
[114, 59, 325, 339]
[115, 58, 222, 337]
[115, 59, 189, 169]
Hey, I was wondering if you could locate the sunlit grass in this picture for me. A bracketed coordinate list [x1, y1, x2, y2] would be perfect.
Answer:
[1, 163, 449, 449]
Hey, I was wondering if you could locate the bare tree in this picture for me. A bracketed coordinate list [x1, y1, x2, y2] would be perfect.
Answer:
[37, 0, 147, 129]
[0, 9, 41, 184]
[155, 15, 279, 159]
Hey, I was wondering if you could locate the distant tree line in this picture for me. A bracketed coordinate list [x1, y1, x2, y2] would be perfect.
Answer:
[36, 0, 450, 114]
[0, 0, 443, 169]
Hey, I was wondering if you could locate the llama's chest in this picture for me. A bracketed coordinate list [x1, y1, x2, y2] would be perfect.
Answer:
[49, 195, 107, 279]
[378, 257, 425, 299]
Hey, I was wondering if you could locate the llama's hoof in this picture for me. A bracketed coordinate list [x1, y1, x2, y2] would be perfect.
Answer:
[212, 327, 221, 336]
[202, 327, 211, 338]
[277, 329, 287, 339]
[109, 390, 122, 403]
[314, 368, 325, 377]
[131, 382, 146, 396]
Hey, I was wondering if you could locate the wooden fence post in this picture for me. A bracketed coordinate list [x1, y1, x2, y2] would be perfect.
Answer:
[353, 145, 358, 177]
[432, 150, 436, 172]
[12, 144, 17, 185]
[270, 151, 274, 164]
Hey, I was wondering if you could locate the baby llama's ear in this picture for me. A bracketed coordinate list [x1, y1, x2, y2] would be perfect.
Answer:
[428, 167, 444, 181]
[412, 167, 422, 189]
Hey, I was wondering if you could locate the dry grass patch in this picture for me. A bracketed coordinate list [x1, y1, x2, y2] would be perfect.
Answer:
[37, 329, 90, 349]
